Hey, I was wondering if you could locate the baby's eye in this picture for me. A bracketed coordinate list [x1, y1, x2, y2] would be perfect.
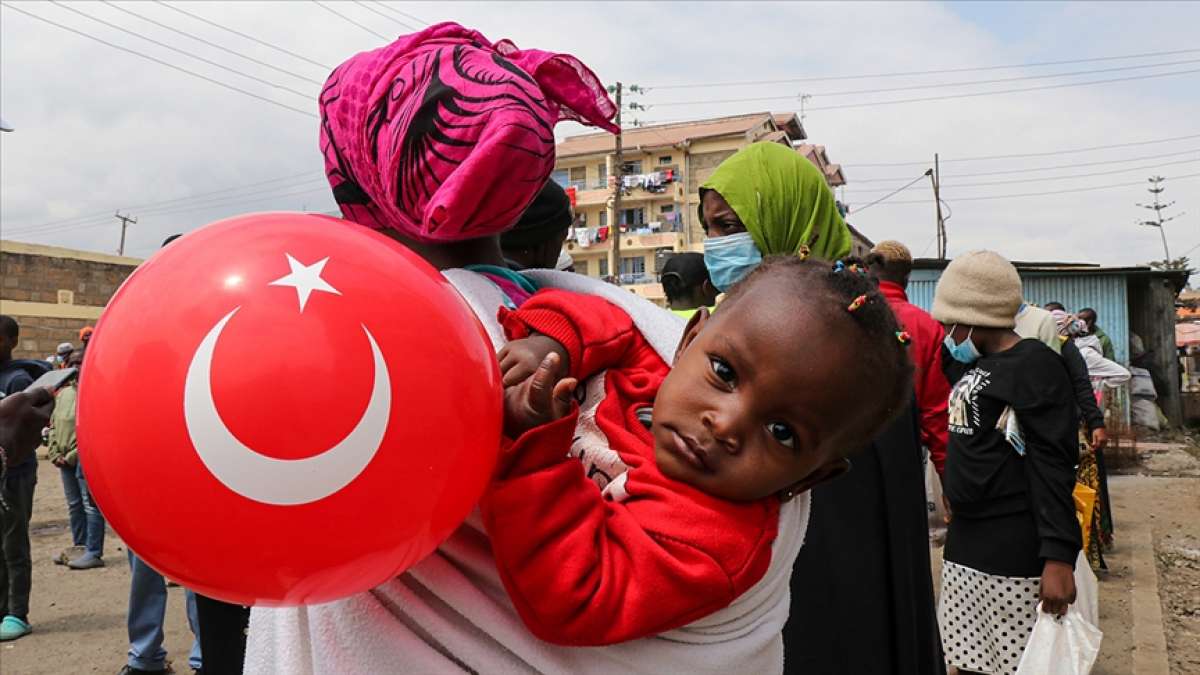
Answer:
[709, 356, 736, 385]
[767, 422, 796, 449]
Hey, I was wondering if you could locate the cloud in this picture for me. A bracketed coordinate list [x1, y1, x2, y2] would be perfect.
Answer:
[1, 1, 1196, 270]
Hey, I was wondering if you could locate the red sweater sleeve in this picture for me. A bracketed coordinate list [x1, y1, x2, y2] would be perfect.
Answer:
[498, 290, 643, 381]
[480, 411, 776, 646]
[917, 318, 951, 476]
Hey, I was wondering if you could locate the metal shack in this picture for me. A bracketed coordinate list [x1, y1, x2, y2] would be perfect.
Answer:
[905, 259, 1190, 426]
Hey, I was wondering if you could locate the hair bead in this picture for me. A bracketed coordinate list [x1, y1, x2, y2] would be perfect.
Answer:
[896, 331, 912, 345]
[847, 294, 869, 312]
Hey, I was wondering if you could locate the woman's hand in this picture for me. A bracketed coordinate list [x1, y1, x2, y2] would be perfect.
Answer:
[1039, 560, 1077, 617]
[1090, 427, 1108, 451]
[499, 335, 569, 386]
[503, 353, 577, 439]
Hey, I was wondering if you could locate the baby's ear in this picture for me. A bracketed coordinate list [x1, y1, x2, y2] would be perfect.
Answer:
[779, 457, 851, 502]
[673, 308, 709, 365]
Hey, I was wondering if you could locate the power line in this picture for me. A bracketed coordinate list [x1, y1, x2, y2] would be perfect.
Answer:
[352, 0, 417, 31]
[153, 1, 331, 70]
[312, 1, 390, 40]
[649, 58, 1200, 107]
[11, 183, 335, 241]
[99, 1, 324, 85]
[646, 47, 1200, 90]
[854, 172, 1200, 206]
[809, 68, 1200, 112]
[0, 3, 319, 118]
[8, 173, 323, 235]
[850, 173, 930, 214]
[645, 67, 1200, 112]
[371, 2, 428, 27]
[845, 133, 1200, 167]
[846, 156, 1200, 194]
[851, 148, 1200, 182]
[50, 1, 314, 99]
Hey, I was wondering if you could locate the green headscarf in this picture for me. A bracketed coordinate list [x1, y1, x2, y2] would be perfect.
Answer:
[701, 141, 851, 260]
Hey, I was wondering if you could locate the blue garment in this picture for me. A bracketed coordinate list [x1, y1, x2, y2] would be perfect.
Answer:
[74, 462, 105, 558]
[127, 551, 201, 671]
[703, 232, 763, 292]
[0, 361, 41, 478]
[58, 465, 86, 547]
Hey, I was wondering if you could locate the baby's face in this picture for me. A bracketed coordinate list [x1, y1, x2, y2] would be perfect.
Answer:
[652, 278, 856, 502]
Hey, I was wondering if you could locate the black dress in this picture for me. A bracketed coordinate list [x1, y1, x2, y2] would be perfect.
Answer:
[782, 396, 945, 675]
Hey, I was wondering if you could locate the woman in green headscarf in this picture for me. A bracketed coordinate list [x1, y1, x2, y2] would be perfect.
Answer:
[699, 142, 945, 675]
[699, 142, 851, 290]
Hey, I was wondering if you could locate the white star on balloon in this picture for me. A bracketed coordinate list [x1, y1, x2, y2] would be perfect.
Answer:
[268, 254, 341, 312]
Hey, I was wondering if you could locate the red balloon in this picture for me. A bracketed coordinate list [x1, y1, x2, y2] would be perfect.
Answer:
[77, 212, 501, 606]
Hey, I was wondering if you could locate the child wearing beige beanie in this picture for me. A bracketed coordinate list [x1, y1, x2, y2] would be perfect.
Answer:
[931, 250, 1084, 675]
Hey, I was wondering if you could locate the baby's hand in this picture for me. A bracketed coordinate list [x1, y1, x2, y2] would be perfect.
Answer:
[499, 334, 569, 386]
[503, 352, 577, 438]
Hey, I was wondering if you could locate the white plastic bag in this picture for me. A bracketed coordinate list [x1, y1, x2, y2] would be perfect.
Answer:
[1073, 552, 1100, 628]
[1014, 604, 1103, 675]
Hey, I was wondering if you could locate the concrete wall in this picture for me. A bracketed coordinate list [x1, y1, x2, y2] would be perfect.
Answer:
[0, 241, 141, 359]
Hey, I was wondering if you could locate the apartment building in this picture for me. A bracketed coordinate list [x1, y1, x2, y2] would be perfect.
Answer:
[552, 111, 868, 304]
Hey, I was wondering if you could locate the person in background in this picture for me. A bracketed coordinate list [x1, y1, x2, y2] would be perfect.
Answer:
[48, 356, 86, 567]
[867, 240, 950, 478]
[0, 314, 46, 642]
[933, 251, 1079, 675]
[120, 235, 204, 675]
[500, 179, 573, 272]
[79, 326, 94, 348]
[1014, 301, 1061, 353]
[48, 342, 74, 369]
[1078, 308, 1116, 361]
[1043, 302, 1066, 312]
[57, 350, 105, 570]
[660, 252, 718, 319]
[697, 143, 942, 674]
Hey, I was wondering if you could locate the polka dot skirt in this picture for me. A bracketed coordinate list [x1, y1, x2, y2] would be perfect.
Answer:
[937, 560, 1040, 675]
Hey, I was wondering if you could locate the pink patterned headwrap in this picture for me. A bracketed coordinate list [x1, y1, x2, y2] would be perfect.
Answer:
[320, 23, 618, 242]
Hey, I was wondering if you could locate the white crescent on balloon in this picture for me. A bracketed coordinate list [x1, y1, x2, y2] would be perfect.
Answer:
[183, 255, 390, 506]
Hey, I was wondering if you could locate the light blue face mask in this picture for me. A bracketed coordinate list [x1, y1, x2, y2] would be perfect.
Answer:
[943, 325, 982, 364]
[703, 232, 763, 292]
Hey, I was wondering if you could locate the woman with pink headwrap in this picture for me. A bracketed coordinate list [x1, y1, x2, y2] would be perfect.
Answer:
[244, 24, 810, 674]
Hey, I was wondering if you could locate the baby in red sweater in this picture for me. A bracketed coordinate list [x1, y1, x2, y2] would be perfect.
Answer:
[483, 256, 913, 646]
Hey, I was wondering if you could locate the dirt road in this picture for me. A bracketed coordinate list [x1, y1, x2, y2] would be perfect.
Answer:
[2, 441, 1197, 674]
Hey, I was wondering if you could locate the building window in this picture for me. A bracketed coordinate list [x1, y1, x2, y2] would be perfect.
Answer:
[568, 166, 586, 189]
[660, 204, 675, 214]
[620, 208, 645, 226]
[620, 256, 646, 279]
[596, 163, 608, 189]
[599, 211, 608, 228]
[575, 259, 589, 276]
[550, 169, 568, 187]
[575, 211, 586, 226]
[658, 155, 672, 165]
[599, 258, 609, 277]
[621, 160, 642, 175]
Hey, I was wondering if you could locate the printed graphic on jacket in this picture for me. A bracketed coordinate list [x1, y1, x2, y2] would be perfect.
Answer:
[948, 368, 990, 435]
[569, 373, 631, 502]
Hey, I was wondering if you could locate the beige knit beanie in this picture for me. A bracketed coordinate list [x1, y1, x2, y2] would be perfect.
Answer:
[931, 250, 1022, 328]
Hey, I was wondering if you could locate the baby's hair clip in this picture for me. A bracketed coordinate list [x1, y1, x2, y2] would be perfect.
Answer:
[847, 294, 868, 312]
[833, 260, 846, 273]
[896, 331, 912, 345]
[798, 245, 811, 261]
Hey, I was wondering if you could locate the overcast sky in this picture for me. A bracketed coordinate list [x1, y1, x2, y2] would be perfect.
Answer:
[1, 1, 1198, 270]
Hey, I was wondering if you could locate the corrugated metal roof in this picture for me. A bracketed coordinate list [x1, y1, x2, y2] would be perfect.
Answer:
[908, 268, 1131, 363]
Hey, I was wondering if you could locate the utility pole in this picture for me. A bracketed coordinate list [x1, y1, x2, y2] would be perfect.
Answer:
[926, 153, 946, 259]
[1137, 175, 1182, 261]
[799, 93, 812, 124]
[115, 211, 137, 256]
[612, 81, 623, 286]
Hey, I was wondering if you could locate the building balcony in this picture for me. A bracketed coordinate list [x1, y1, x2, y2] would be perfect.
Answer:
[563, 231, 680, 255]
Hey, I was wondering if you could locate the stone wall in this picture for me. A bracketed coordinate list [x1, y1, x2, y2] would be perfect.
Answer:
[0, 243, 140, 360]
